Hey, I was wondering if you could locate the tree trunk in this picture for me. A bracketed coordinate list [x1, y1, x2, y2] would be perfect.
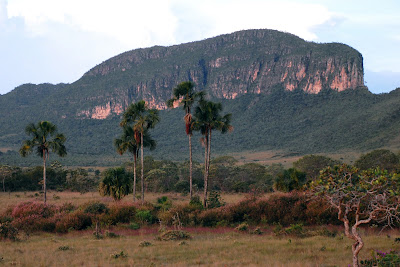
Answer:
[2, 177, 5, 193]
[43, 151, 47, 204]
[351, 221, 365, 267]
[203, 131, 209, 207]
[133, 153, 137, 202]
[189, 134, 193, 199]
[141, 132, 144, 204]
[207, 129, 212, 179]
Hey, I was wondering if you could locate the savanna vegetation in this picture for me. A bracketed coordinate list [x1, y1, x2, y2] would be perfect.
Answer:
[1, 80, 400, 266]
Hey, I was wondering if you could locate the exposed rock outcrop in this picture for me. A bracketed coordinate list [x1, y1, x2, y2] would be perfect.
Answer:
[75, 29, 364, 119]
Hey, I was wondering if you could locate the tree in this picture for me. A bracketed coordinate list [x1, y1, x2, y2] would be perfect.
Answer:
[114, 126, 155, 202]
[310, 165, 400, 267]
[120, 100, 159, 204]
[274, 168, 306, 192]
[293, 154, 341, 181]
[166, 81, 204, 199]
[355, 149, 399, 173]
[19, 121, 67, 203]
[99, 167, 131, 201]
[193, 100, 232, 207]
[0, 165, 15, 192]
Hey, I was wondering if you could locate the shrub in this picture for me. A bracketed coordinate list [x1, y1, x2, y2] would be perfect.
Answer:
[105, 231, 119, 238]
[158, 203, 202, 226]
[360, 250, 400, 266]
[110, 251, 127, 259]
[128, 222, 140, 230]
[135, 210, 153, 225]
[0, 222, 19, 241]
[59, 202, 76, 213]
[102, 203, 135, 225]
[235, 223, 249, 232]
[284, 224, 307, 237]
[139, 241, 152, 247]
[207, 191, 224, 209]
[155, 196, 172, 211]
[12, 202, 57, 219]
[198, 208, 223, 227]
[84, 202, 109, 215]
[156, 230, 191, 241]
[54, 210, 92, 233]
[250, 227, 263, 235]
[189, 195, 203, 210]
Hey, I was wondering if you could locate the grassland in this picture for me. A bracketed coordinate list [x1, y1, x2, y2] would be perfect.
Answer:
[1, 192, 398, 266]
[1, 226, 398, 266]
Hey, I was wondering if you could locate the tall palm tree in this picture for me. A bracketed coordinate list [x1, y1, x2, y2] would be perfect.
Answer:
[19, 121, 67, 203]
[114, 126, 156, 202]
[166, 81, 204, 198]
[193, 100, 232, 207]
[120, 100, 159, 204]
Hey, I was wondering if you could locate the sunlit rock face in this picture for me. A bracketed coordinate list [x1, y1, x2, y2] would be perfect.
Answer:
[76, 29, 364, 119]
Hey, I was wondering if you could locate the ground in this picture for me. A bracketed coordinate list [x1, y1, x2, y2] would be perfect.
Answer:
[0, 191, 398, 266]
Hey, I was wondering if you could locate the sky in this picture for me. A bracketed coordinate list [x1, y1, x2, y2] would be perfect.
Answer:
[0, 0, 399, 95]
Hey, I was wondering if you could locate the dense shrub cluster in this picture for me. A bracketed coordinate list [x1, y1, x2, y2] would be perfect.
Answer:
[0, 193, 340, 234]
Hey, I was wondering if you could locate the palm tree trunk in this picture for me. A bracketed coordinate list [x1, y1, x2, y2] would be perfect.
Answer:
[133, 153, 137, 202]
[43, 150, 47, 204]
[207, 129, 212, 176]
[189, 134, 193, 199]
[203, 131, 209, 207]
[141, 132, 144, 204]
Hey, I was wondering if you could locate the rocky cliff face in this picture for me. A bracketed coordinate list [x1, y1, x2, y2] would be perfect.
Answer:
[66, 29, 364, 119]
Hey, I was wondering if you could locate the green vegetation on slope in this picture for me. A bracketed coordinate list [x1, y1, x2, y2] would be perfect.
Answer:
[1, 87, 400, 166]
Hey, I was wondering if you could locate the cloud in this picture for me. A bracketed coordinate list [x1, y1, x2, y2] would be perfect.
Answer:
[0, 0, 7, 25]
[7, 0, 179, 47]
[171, 0, 334, 41]
[7, 0, 333, 50]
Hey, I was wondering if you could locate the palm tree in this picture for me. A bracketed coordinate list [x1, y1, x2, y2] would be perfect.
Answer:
[193, 100, 232, 207]
[99, 167, 131, 201]
[166, 81, 204, 198]
[19, 121, 67, 203]
[114, 126, 156, 202]
[121, 100, 159, 204]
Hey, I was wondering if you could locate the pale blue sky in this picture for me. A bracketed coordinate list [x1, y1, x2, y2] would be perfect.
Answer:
[0, 0, 399, 95]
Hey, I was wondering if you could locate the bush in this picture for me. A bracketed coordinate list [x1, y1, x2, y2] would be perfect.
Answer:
[155, 196, 172, 211]
[10, 202, 58, 233]
[207, 191, 224, 209]
[105, 231, 119, 238]
[0, 222, 19, 241]
[102, 203, 135, 225]
[84, 202, 109, 215]
[128, 222, 140, 230]
[360, 250, 400, 266]
[135, 210, 153, 225]
[235, 222, 249, 231]
[55, 210, 92, 233]
[156, 230, 191, 241]
[189, 195, 203, 210]
[12, 201, 57, 219]
[284, 223, 307, 237]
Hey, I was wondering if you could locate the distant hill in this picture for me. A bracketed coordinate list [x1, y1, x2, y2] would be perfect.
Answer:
[0, 29, 398, 166]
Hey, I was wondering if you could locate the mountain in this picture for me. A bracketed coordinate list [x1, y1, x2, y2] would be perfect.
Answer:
[0, 29, 398, 166]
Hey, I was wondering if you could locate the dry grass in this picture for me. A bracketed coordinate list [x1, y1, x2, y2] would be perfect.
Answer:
[1, 191, 398, 266]
[0, 228, 398, 266]
[231, 149, 363, 168]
